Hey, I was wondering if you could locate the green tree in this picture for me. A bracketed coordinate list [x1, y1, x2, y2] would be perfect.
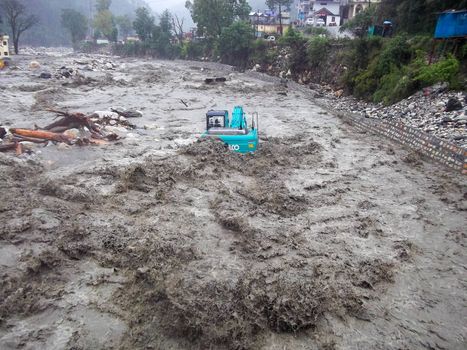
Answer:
[265, 0, 292, 35]
[94, 10, 116, 41]
[61, 9, 88, 49]
[217, 20, 253, 67]
[116, 15, 132, 39]
[93, 0, 117, 42]
[133, 7, 154, 41]
[0, 0, 39, 54]
[159, 9, 172, 34]
[185, 0, 251, 38]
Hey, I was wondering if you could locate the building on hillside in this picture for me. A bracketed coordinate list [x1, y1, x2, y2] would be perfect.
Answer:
[0, 34, 10, 59]
[341, 0, 381, 23]
[249, 11, 291, 37]
[302, 1, 342, 26]
[310, 0, 341, 18]
[434, 10, 467, 39]
[313, 7, 340, 26]
[297, 0, 312, 22]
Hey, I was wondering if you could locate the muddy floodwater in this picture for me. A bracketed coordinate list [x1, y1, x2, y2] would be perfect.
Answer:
[0, 52, 466, 350]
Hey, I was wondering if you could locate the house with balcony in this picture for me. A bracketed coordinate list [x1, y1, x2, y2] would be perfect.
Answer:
[297, 0, 312, 22]
[249, 11, 291, 37]
[309, 1, 342, 26]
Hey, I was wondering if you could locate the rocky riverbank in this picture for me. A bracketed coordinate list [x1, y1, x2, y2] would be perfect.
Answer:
[308, 83, 467, 148]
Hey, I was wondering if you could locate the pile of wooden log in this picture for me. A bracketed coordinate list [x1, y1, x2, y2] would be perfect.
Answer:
[0, 109, 121, 155]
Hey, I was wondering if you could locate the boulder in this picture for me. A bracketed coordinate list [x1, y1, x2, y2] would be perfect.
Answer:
[445, 97, 462, 112]
[39, 72, 52, 79]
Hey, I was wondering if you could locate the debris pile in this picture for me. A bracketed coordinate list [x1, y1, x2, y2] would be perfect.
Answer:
[317, 85, 467, 148]
[0, 108, 138, 155]
[204, 77, 227, 84]
[74, 58, 118, 72]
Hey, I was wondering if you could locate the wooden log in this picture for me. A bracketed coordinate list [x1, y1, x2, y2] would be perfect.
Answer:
[111, 108, 142, 118]
[15, 142, 23, 156]
[10, 128, 72, 144]
[44, 109, 101, 134]
[12, 136, 48, 144]
[48, 123, 82, 133]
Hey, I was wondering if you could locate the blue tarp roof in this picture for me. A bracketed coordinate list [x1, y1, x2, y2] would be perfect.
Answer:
[434, 10, 467, 39]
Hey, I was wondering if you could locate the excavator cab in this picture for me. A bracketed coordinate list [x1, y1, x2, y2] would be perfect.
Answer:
[202, 106, 258, 153]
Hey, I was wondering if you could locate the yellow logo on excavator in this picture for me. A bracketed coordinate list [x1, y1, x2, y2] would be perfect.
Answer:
[248, 143, 254, 149]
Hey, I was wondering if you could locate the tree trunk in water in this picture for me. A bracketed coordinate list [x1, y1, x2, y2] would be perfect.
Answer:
[279, 5, 283, 36]
[14, 38, 19, 54]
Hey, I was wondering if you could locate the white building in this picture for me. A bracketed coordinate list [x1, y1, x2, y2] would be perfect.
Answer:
[310, 1, 341, 26]
[297, 1, 382, 26]
[0, 34, 10, 59]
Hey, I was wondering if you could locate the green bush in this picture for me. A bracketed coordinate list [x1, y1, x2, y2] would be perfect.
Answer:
[415, 55, 460, 88]
[346, 35, 415, 101]
[303, 27, 330, 37]
[374, 35, 412, 78]
[307, 36, 330, 68]
[278, 27, 306, 48]
[373, 65, 415, 105]
[181, 41, 207, 60]
[217, 21, 254, 67]
[407, 35, 432, 52]
[250, 39, 276, 67]
[353, 66, 379, 99]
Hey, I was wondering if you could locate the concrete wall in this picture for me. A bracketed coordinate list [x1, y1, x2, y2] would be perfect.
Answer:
[346, 114, 467, 174]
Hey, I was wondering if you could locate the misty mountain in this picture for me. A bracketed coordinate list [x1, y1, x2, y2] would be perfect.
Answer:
[2, 0, 149, 47]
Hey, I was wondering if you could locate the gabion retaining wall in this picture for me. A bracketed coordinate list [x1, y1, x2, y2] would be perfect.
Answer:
[346, 114, 467, 174]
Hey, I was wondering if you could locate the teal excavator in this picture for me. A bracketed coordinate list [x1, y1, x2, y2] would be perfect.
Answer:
[201, 106, 259, 153]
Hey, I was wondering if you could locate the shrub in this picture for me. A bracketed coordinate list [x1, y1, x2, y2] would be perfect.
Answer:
[217, 21, 254, 67]
[307, 36, 330, 68]
[250, 39, 276, 67]
[374, 35, 412, 78]
[304, 27, 330, 37]
[346, 35, 414, 100]
[373, 65, 415, 105]
[278, 28, 309, 76]
[415, 55, 460, 88]
[407, 35, 432, 52]
[180, 40, 212, 60]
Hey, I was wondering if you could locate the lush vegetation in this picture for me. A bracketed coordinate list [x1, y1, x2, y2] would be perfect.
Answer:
[344, 37, 462, 105]
[2, 0, 465, 104]
[113, 0, 466, 103]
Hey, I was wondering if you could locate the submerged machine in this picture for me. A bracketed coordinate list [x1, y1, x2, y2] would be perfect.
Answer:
[202, 106, 259, 153]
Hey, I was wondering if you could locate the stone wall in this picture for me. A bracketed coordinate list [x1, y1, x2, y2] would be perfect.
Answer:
[346, 114, 467, 174]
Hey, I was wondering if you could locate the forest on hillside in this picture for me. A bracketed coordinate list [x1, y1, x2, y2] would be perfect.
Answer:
[0, 0, 148, 46]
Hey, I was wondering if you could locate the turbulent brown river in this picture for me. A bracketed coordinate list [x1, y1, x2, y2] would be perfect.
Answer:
[0, 51, 466, 350]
